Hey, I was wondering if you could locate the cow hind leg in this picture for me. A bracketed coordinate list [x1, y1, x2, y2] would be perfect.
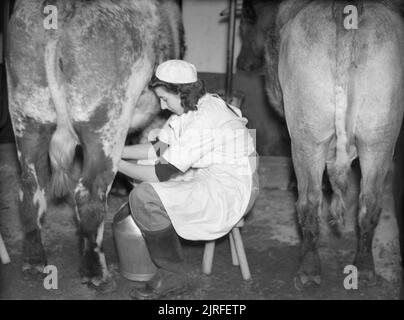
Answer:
[292, 142, 328, 290]
[74, 129, 116, 292]
[354, 146, 391, 285]
[15, 121, 55, 279]
[292, 145, 326, 290]
[351, 36, 403, 284]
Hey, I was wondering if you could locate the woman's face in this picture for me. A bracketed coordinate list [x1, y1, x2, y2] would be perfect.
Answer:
[154, 87, 184, 115]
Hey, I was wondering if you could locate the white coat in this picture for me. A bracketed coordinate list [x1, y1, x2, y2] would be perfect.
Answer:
[148, 93, 259, 241]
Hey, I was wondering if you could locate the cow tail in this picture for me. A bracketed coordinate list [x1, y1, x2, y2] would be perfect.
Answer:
[329, 1, 362, 226]
[45, 39, 79, 199]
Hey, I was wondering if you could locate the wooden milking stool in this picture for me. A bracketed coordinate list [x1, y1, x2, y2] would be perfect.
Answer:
[202, 218, 251, 280]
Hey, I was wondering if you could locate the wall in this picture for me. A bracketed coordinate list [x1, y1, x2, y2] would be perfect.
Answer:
[183, 0, 289, 157]
[182, 0, 242, 74]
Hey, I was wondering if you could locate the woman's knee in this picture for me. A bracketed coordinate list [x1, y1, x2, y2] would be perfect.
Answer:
[130, 182, 156, 206]
[129, 183, 169, 231]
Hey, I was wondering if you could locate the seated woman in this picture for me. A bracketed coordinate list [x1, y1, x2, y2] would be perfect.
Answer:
[118, 59, 259, 300]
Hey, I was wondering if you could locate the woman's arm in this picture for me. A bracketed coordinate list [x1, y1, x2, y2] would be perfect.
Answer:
[121, 140, 170, 160]
[118, 160, 159, 182]
[121, 143, 156, 160]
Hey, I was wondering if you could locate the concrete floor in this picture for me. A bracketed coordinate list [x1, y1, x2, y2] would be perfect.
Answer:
[0, 143, 401, 300]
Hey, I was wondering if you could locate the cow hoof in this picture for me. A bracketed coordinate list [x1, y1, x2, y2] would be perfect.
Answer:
[294, 273, 321, 291]
[22, 262, 46, 281]
[82, 276, 117, 293]
[358, 269, 377, 286]
[92, 278, 117, 293]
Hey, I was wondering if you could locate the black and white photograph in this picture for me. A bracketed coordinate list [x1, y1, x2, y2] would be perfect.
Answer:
[1, 0, 404, 305]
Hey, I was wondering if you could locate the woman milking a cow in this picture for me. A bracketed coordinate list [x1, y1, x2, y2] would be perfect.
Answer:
[118, 60, 259, 300]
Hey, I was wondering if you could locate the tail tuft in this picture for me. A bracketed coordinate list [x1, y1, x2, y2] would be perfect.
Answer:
[49, 126, 76, 199]
[327, 159, 350, 229]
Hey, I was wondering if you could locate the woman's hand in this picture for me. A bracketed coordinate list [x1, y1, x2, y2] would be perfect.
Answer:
[121, 143, 157, 160]
[118, 160, 159, 183]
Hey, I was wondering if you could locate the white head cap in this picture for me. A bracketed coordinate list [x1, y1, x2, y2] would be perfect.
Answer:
[155, 60, 198, 84]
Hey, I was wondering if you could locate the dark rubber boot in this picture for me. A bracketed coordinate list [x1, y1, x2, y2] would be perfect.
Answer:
[130, 225, 191, 300]
[143, 224, 184, 271]
[130, 269, 190, 300]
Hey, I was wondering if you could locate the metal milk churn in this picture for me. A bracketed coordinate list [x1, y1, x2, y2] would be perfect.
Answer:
[112, 202, 157, 282]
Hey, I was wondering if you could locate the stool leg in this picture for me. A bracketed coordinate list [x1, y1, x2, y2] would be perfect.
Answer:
[229, 232, 239, 266]
[0, 232, 11, 264]
[202, 241, 215, 275]
[232, 227, 251, 280]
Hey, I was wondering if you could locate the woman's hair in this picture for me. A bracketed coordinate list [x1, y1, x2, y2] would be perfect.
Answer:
[149, 75, 206, 112]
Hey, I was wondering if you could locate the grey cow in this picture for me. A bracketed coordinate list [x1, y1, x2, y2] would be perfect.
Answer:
[238, 0, 404, 289]
[6, 0, 184, 291]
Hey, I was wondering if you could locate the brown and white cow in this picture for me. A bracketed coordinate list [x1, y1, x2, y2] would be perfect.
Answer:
[238, 0, 404, 289]
[6, 0, 184, 291]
